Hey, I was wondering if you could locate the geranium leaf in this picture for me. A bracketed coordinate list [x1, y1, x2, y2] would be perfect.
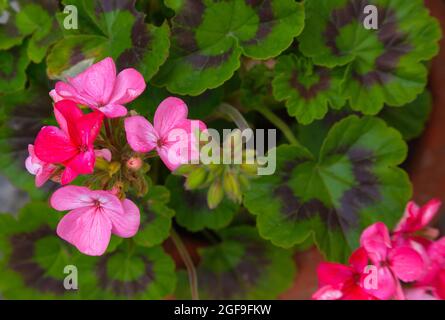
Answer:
[272, 54, 346, 124]
[133, 185, 175, 248]
[299, 0, 441, 114]
[379, 90, 432, 141]
[0, 202, 88, 299]
[80, 243, 176, 299]
[0, 43, 30, 93]
[0, 1, 61, 62]
[244, 115, 411, 262]
[175, 226, 296, 299]
[47, 0, 170, 80]
[166, 175, 239, 231]
[153, 0, 305, 95]
[0, 83, 54, 198]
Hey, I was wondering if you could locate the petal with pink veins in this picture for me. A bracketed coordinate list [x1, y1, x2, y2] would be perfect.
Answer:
[389, 246, 424, 282]
[50, 185, 95, 211]
[108, 199, 140, 238]
[56, 206, 112, 256]
[360, 222, 391, 264]
[109, 68, 146, 105]
[125, 116, 157, 153]
[154, 97, 188, 136]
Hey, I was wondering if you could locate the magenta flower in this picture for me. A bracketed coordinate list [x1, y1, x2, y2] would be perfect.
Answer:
[360, 222, 424, 299]
[34, 100, 103, 185]
[50, 186, 140, 256]
[50, 57, 146, 118]
[415, 237, 445, 299]
[313, 248, 378, 300]
[25, 144, 57, 187]
[393, 199, 441, 245]
[124, 97, 206, 171]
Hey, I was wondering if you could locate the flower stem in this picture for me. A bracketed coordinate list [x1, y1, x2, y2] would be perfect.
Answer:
[170, 228, 199, 300]
[257, 107, 299, 145]
[104, 118, 112, 140]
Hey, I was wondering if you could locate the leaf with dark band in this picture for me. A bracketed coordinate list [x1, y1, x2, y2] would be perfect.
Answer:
[0, 202, 87, 299]
[244, 116, 411, 262]
[153, 0, 305, 95]
[299, 0, 441, 114]
[273, 54, 346, 124]
[47, 0, 170, 80]
[175, 226, 296, 299]
[133, 185, 175, 248]
[166, 175, 239, 232]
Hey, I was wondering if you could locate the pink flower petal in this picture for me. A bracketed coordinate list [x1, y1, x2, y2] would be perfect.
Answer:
[109, 68, 146, 105]
[312, 285, 343, 300]
[405, 287, 438, 300]
[56, 206, 112, 256]
[389, 246, 424, 282]
[54, 100, 83, 135]
[124, 116, 157, 153]
[97, 104, 128, 118]
[60, 166, 79, 185]
[107, 199, 140, 238]
[154, 97, 188, 136]
[420, 199, 441, 229]
[316, 262, 354, 287]
[55, 81, 95, 107]
[34, 126, 78, 164]
[370, 267, 397, 300]
[35, 164, 56, 187]
[68, 57, 116, 106]
[94, 148, 112, 162]
[72, 110, 103, 147]
[49, 89, 64, 102]
[65, 150, 95, 175]
[50, 185, 95, 211]
[349, 247, 369, 273]
[360, 222, 391, 264]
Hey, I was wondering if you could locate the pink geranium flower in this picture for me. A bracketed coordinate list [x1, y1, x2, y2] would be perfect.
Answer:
[25, 144, 57, 187]
[124, 97, 206, 171]
[394, 199, 441, 244]
[34, 100, 103, 185]
[50, 186, 140, 256]
[360, 222, 424, 299]
[416, 237, 445, 299]
[50, 57, 146, 118]
[313, 248, 378, 300]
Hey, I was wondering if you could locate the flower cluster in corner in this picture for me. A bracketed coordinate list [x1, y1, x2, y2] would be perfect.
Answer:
[313, 199, 445, 300]
[25, 57, 206, 256]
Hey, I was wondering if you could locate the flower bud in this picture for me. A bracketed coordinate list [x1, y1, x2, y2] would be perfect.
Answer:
[223, 170, 242, 204]
[126, 156, 143, 171]
[108, 161, 121, 176]
[240, 163, 258, 175]
[95, 157, 109, 171]
[185, 167, 207, 190]
[174, 164, 197, 176]
[207, 180, 224, 209]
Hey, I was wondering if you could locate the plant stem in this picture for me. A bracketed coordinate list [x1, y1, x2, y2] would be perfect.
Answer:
[218, 103, 250, 131]
[104, 118, 112, 140]
[257, 107, 299, 145]
[170, 228, 199, 300]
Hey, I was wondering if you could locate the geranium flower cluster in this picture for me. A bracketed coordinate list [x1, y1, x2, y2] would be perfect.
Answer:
[26, 57, 205, 256]
[313, 199, 445, 300]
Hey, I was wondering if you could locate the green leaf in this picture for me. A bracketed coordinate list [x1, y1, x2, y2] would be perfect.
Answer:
[0, 1, 61, 62]
[379, 90, 432, 140]
[272, 54, 346, 124]
[47, 0, 170, 80]
[133, 185, 175, 248]
[166, 175, 239, 231]
[244, 116, 412, 262]
[0, 83, 54, 199]
[299, 0, 441, 114]
[153, 0, 305, 95]
[175, 226, 296, 299]
[0, 202, 87, 299]
[80, 243, 176, 299]
[0, 43, 30, 93]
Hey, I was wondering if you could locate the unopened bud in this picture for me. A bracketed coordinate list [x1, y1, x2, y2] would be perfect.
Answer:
[108, 161, 121, 176]
[223, 170, 242, 204]
[240, 163, 258, 175]
[174, 164, 197, 176]
[126, 157, 143, 171]
[95, 157, 109, 171]
[207, 180, 224, 209]
[185, 167, 207, 190]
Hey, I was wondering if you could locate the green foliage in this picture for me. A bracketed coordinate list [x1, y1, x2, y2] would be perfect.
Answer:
[175, 226, 296, 299]
[244, 116, 412, 261]
[0, 0, 441, 300]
